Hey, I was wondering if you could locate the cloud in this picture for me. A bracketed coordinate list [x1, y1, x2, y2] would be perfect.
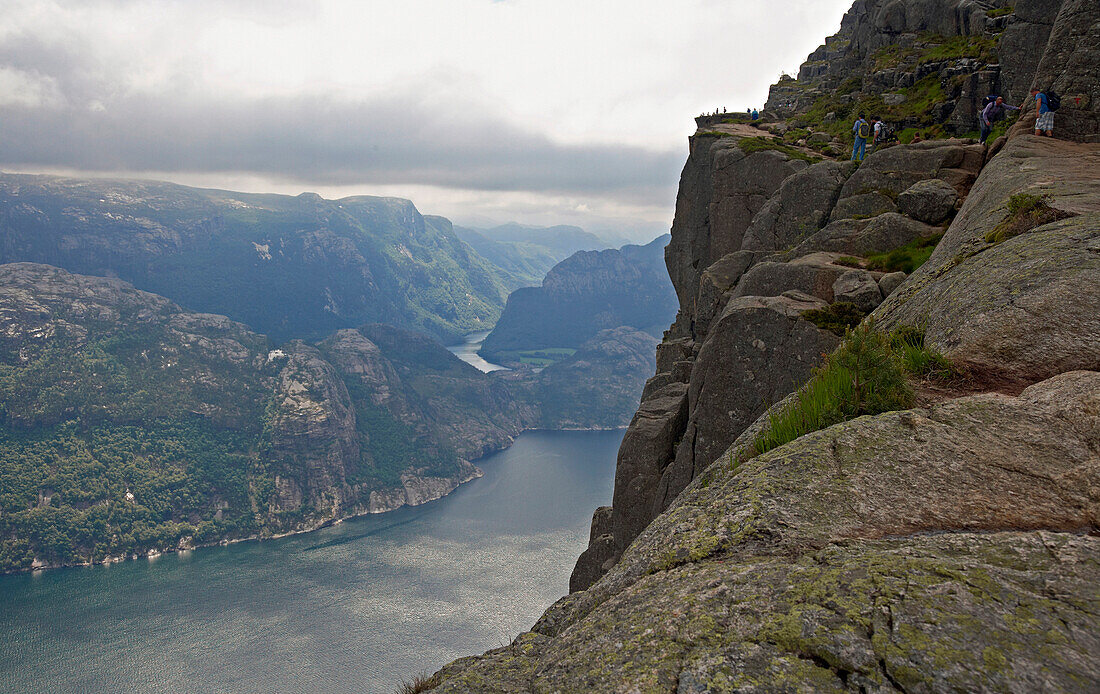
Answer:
[0, 0, 853, 231]
[0, 85, 683, 199]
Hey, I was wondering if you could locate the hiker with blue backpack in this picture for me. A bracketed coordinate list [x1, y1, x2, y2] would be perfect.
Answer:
[851, 113, 870, 161]
[1032, 88, 1060, 137]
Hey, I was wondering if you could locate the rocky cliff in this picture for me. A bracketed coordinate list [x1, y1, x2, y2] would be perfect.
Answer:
[0, 175, 508, 343]
[422, 0, 1100, 689]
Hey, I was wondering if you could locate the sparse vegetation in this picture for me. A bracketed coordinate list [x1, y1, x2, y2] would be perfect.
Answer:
[865, 233, 944, 273]
[493, 348, 577, 368]
[801, 302, 866, 336]
[398, 673, 443, 694]
[737, 136, 822, 163]
[834, 256, 863, 268]
[872, 33, 998, 71]
[986, 6, 1014, 18]
[984, 193, 1072, 244]
[754, 324, 954, 454]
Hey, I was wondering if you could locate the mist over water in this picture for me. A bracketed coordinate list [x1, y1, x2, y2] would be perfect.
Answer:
[0, 429, 622, 694]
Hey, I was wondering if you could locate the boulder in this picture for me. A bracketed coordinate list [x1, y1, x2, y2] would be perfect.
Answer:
[741, 160, 854, 252]
[789, 212, 942, 258]
[650, 292, 840, 518]
[877, 271, 908, 296]
[832, 269, 884, 311]
[732, 253, 853, 303]
[829, 191, 898, 221]
[837, 140, 986, 201]
[897, 178, 959, 223]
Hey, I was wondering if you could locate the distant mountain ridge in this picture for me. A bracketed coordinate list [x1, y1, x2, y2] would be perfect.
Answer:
[0, 173, 507, 343]
[479, 235, 677, 363]
[453, 222, 613, 290]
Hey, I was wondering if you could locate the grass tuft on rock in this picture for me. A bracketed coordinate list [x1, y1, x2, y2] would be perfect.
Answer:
[737, 136, 822, 163]
[754, 324, 953, 455]
[984, 193, 1072, 244]
[398, 673, 442, 694]
[865, 233, 944, 273]
[801, 302, 866, 336]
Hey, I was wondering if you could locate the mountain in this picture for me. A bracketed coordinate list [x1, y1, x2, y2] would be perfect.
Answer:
[0, 174, 507, 343]
[478, 235, 676, 365]
[519, 327, 659, 430]
[425, 0, 1100, 689]
[0, 263, 534, 572]
[464, 222, 608, 255]
[451, 226, 570, 290]
[0, 258, 661, 573]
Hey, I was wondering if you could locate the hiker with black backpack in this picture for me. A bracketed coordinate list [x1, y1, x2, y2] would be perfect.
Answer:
[979, 96, 1020, 144]
[1032, 88, 1060, 137]
[852, 113, 870, 161]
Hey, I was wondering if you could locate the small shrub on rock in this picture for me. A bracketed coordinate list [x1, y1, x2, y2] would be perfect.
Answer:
[801, 302, 866, 336]
[865, 233, 943, 273]
[984, 193, 1073, 244]
[754, 324, 956, 454]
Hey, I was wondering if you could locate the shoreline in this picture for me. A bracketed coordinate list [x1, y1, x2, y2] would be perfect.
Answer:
[6, 426, 626, 577]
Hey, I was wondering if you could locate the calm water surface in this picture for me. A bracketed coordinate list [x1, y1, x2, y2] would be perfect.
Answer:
[0, 429, 622, 694]
[446, 330, 508, 373]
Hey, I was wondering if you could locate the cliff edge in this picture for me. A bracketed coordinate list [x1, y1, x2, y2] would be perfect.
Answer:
[421, 0, 1100, 690]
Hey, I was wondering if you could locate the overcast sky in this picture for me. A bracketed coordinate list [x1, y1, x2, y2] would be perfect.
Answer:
[0, 0, 851, 240]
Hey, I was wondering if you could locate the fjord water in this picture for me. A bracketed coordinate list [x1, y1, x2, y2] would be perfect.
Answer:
[446, 330, 508, 372]
[0, 429, 622, 694]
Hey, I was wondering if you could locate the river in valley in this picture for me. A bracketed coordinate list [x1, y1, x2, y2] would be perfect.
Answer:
[0, 429, 623, 694]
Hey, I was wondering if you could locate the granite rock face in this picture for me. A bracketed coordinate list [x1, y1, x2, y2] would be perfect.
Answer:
[665, 135, 805, 312]
[432, 371, 1100, 692]
[433, 1, 1100, 687]
[741, 160, 854, 252]
[1029, 0, 1100, 142]
[875, 136, 1100, 380]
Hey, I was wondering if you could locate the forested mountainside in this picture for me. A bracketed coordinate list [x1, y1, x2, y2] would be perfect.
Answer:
[0, 175, 507, 343]
[0, 258, 659, 573]
[479, 235, 677, 366]
[453, 223, 608, 291]
[423, 0, 1100, 689]
[0, 263, 518, 572]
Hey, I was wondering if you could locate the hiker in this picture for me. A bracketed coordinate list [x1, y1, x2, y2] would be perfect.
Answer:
[1032, 88, 1056, 137]
[751, 108, 759, 121]
[979, 96, 1020, 144]
[852, 113, 869, 161]
[870, 116, 883, 153]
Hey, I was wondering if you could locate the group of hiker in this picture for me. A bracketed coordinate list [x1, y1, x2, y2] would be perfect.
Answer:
[848, 88, 1060, 162]
[849, 114, 885, 161]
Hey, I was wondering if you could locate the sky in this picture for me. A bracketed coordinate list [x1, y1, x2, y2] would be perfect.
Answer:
[0, 0, 852, 241]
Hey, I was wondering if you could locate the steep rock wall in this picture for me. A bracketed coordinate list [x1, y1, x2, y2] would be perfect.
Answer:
[430, 0, 1100, 689]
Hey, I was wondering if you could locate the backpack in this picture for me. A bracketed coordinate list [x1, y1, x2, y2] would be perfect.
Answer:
[857, 120, 870, 139]
[982, 94, 998, 109]
[1046, 91, 1061, 111]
